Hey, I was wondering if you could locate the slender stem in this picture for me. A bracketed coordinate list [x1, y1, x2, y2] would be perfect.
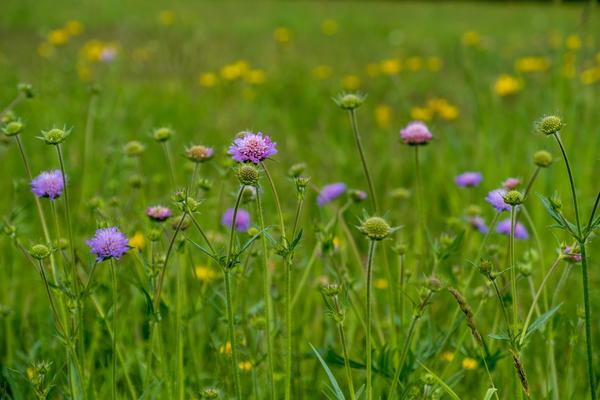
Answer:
[491, 279, 513, 340]
[256, 188, 276, 399]
[586, 191, 600, 232]
[261, 164, 286, 239]
[348, 109, 378, 213]
[224, 270, 243, 399]
[580, 243, 596, 400]
[334, 296, 355, 400]
[365, 240, 376, 400]
[56, 144, 77, 282]
[37, 260, 66, 336]
[523, 167, 540, 200]
[109, 260, 118, 400]
[176, 248, 185, 400]
[188, 213, 215, 254]
[553, 134, 581, 234]
[509, 206, 519, 331]
[414, 146, 428, 251]
[162, 142, 177, 188]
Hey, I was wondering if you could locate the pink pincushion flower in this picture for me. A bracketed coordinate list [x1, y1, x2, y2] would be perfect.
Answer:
[228, 131, 277, 164]
[146, 205, 173, 222]
[455, 172, 483, 188]
[400, 121, 433, 145]
[502, 177, 520, 190]
[31, 170, 64, 199]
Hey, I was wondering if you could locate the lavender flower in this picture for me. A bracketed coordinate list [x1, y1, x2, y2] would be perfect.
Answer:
[496, 219, 529, 239]
[146, 205, 173, 222]
[502, 177, 520, 190]
[228, 131, 277, 164]
[468, 216, 488, 233]
[86, 227, 130, 262]
[485, 189, 510, 212]
[221, 208, 251, 231]
[317, 183, 346, 206]
[455, 172, 483, 188]
[399, 121, 433, 145]
[31, 170, 64, 199]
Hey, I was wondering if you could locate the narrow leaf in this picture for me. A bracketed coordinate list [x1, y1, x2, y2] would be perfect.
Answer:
[310, 343, 345, 400]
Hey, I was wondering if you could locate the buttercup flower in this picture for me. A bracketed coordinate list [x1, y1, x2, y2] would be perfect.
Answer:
[455, 172, 483, 187]
[221, 208, 251, 231]
[228, 131, 277, 164]
[400, 121, 433, 145]
[485, 189, 510, 212]
[31, 170, 64, 199]
[146, 205, 173, 222]
[317, 183, 346, 206]
[86, 227, 130, 262]
[496, 219, 529, 239]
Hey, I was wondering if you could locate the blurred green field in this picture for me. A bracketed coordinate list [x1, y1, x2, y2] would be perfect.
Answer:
[1, 1, 600, 399]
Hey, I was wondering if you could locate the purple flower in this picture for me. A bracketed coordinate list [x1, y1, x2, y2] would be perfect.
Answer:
[228, 131, 277, 164]
[502, 177, 520, 190]
[455, 172, 483, 188]
[400, 121, 433, 145]
[496, 219, 529, 239]
[485, 189, 511, 212]
[468, 216, 488, 233]
[31, 170, 64, 199]
[221, 208, 251, 231]
[86, 227, 130, 262]
[317, 183, 346, 206]
[563, 246, 582, 262]
[146, 205, 173, 222]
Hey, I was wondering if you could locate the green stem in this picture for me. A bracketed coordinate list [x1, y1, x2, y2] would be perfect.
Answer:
[414, 146, 428, 253]
[334, 296, 355, 400]
[365, 240, 376, 400]
[188, 212, 215, 255]
[109, 260, 118, 400]
[552, 134, 581, 234]
[348, 109, 378, 213]
[509, 206, 518, 332]
[523, 167, 540, 200]
[224, 270, 243, 399]
[176, 250, 185, 400]
[162, 142, 177, 188]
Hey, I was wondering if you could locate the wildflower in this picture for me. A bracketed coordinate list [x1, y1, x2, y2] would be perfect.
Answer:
[374, 278, 389, 289]
[437, 103, 459, 121]
[468, 216, 488, 234]
[485, 189, 510, 212]
[349, 189, 367, 203]
[40, 128, 69, 145]
[312, 65, 332, 80]
[152, 127, 174, 142]
[496, 219, 529, 239]
[228, 131, 277, 164]
[441, 351, 455, 362]
[185, 145, 214, 163]
[129, 232, 146, 250]
[146, 206, 173, 222]
[317, 183, 346, 206]
[47, 29, 69, 46]
[321, 19, 338, 36]
[566, 34, 581, 50]
[503, 190, 524, 206]
[494, 74, 522, 97]
[274, 27, 291, 43]
[123, 141, 145, 157]
[380, 59, 401, 75]
[375, 104, 392, 128]
[461, 31, 481, 47]
[581, 67, 600, 85]
[502, 177, 520, 190]
[29, 244, 51, 260]
[245, 69, 267, 85]
[99, 46, 118, 63]
[64, 20, 84, 36]
[31, 170, 64, 199]
[238, 361, 253, 371]
[410, 106, 433, 122]
[536, 115, 563, 135]
[514, 57, 550, 73]
[359, 216, 393, 241]
[455, 172, 483, 188]
[219, 341, 232, 355]
[400, 121, 433, 145]
[2, 120, 24, 136]
[236, 163, 260, 186]
[195, 265, 218, 282]
[462, 357, 478, 370]
[341, 75, 361, 90]
[221, 208, 251, 232]
[86, 227, 130, 262]
[563, 246, 582, 263]
[198, 72, 218, 87]
[334, 92, 365, 110]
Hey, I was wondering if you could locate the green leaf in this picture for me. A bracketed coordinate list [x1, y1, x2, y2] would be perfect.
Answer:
[483, 387, 498, 400]
[417, 361, 462, 400]
[525, 303, 562, 339]
[310, 343, 345, 400]
[488, 332, 511, 342]
[538, 195, 577, 236]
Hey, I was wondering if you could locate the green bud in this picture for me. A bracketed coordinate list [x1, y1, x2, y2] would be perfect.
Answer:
[2, 120, 24, 136]
[466, 205, 482, 216]
[200, 387, 220, 399]
[153, 127, 174, 142]
[533, 150, 553, 167]
[40, 128, 69, 145]
[123, 141, 145, 157]
[148, 228, 162, 242]
[236, 164, 260, 186]
[29, 244, 51, 260]
[334, 92, 366, 110]
[503, 190, 523, 206]
[517, 262, 532, 276]
[479, 259, 494, 278]
[550, 191, 562, 210]
[287, 162, 306, 178]
[247, 227, 260, 237]
[537, 115, 563, 135]
[172, 214, 191, 231]
[56, 238, 69, 250]
[389, 187, 411, 200]
[359, 216, 392, 241]
[392, 242, 407, 255]
[321, 283, 341, 297]
[18, 83, 34, 98]
[1, 110, 16, 124]
[426, 276, 443, 292]
[129, 174, 144, 189]
[198, 178, 212, 191]
[420, 372, 436, 385]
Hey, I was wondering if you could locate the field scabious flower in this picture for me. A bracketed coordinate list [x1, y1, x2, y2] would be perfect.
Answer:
[317, 183, 346, 206]
[496, 219, 529, 239]
[86, 227, 130, 262]
[468, 216, 488, 233]
[31, 170, 64, 199]
[185, 145, 214, 163]
[221, 208, 251, 231]
[400, 121, 433, 145]
[455, 172, 483, 187]
[146, 205, 173, 222]
[502, 177, 521, 190]
[485, 189, 511, 212]
[228, 132, 277, 164]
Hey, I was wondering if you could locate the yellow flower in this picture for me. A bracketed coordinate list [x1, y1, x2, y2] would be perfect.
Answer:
[428, 99, 459, 121]
[581, 67, 600, 85]
[374, 104, 392, 129]
[332, 237, 342, 252]
[427, 57, 442, 72]
[566, 34, 581, 51]
[406, 57, 423, 72]
[312, 65, 332, 80]
[380, 59, 401, 75]
[365, 63, 380, 78]
[81, 40, 104, 62]
[48, 29, 69, 46]
[494, 74, 522, 97]
[462, 357, 478, 370]
[514, 57, 550, 73]
[321, 19, 338, 36]
[410, 106, 433, 121]
[441, 351, 455, 362]
[129, 232, 145, 250]
[37, 42, 55, 59]
[341, 74, 361, 90]
[220, 61, 249, 81]
[64, 20, 84, 36]
[159, 10, 176, 26]
[198, 72, 218, 87]
[219, 341, 232, 355]
[461, 31, 481, 47]
[238, 361, 253, 371]
[274, 27, 291, 44]
[195, 265, 218, 283]
[245, 69, 267, 85]
[374, 278, 389, 289]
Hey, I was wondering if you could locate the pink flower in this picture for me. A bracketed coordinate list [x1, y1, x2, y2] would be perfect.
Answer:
[400, 121, 433, 145]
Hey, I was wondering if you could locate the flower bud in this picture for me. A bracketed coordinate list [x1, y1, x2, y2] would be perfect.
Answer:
[392, 242, 407, 255]
[537, 115, 563, 135]
[56, 238, 69, 250]
[348, 189, 367, 203]
[148, 229, 162, 242]
[295, 176, 310, 198]
[185, 145, 214, 163]
[321, 283, 342, 297]
[503, 190, 523, 206]
[153, 127, 174, 142]
[334, 92, 366, 110]
[479, 259, 494, 278]
[287, 162, 306, 178]
[129, 174, 144, 189]
[40, 128, 69, 145]
[359, 216, 392, 241]
[1, 110, 16, 124]
[29, 244, 51, 260]
[200, 387, 220, 399]
[247, 227, 260, 237]
[123, 141, 145, 157]
[517, 262, 532, 276]
[172, 214, 191, 231]
[426, 276, 443, 292]
[533, 150, 553, 168]
[236, 164, 260, 186]
[18, 83, 34, 98]
[550, 192, 562, 210]
[2, 120, 24, 136]
[197, 178, 212, 191]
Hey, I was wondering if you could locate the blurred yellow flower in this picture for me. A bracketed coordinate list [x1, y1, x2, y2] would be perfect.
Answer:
[80, 40, 118, 63]
[321, 19, 338, 36]
[195, 265, 218, 282]
[566, 34, 581, 51]
[129, 232, 145, 250]
[410, 106, 433, 121]
[514, 57, 550, 73]
[441, 351, 455, 362]
[365, 63, 380, 78]
[245, 69, 267, 85]
[374, 278, 389, 289]
[380, 59, 401, 75]
[159, 10, 176, 26]
[48, 29, 69, 46]
[198, 72, 217, 87]
[375, 104, 391, 129]
[238, 361, 253, 371]
[274, 27, 291, 44]
[64, 20, 84, 36]
[427, 57, 442, 72]
[312, 65, 332, 80]
[462, 357, 478, 370]
[341, 74, 361, 90]
[332, 237, 342, 252]
[220, 60, 249, 81]
[581, 67, 600, 85]
[462, 31, 481, 47]
[494, 74, 522, 97]
[37, 42, 55, 59]
[219, 341, 232, 355]
[406, 57, 423, 72]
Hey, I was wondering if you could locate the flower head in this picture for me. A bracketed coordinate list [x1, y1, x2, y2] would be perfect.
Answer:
[502, 177, 520, 190]
[31, 170, 64, 199]
[359, 216, 394, 241]
[146, 205, 173, 222]
[468, 216, 488, 233]
[221, 208, 251, 231]
[86, 227, 130, 262]
[503, 190, 524, 206]
[485, 189, 510, 212]
[228, 131, 277, 164]
[496, 219, 529, 239]
[400, 121, 433, 145]
[455, 172, 483, 188]
[536, 115, 563, 135]
[185, 145, 214, 163]
[333, 92, 366, 110]
[533, 150, 553, 167]
[563, 246, 582, 263]
[317, 183, 346, 206]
